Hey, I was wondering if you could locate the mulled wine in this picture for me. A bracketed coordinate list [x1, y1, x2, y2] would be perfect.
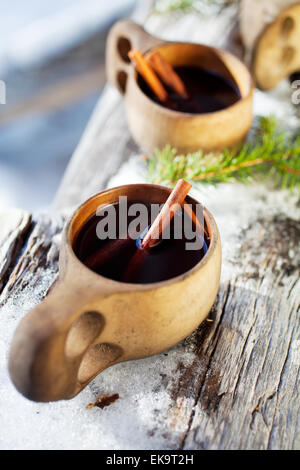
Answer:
[138, 65, 241, 114]
[73, 201, 210, 284]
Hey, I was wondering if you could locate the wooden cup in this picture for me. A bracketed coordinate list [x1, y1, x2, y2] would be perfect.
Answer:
[106, 19, 254, 154]
[9, 184, 221, 402]
[252, 3, 300, 90]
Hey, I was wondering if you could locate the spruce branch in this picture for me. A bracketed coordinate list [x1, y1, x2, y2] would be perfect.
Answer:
[154, 0, 233, 14]
[146, 116, 300, 191]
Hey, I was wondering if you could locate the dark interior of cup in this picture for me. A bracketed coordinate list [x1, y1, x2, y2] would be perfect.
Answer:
[132, 43, 253, 115]
[147, 43, 239, 85]
[69, 185, 212, 284]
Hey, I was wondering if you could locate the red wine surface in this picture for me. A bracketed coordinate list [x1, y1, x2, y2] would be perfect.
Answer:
[73, 201, 210, 284]
[138, 66, 241, 113]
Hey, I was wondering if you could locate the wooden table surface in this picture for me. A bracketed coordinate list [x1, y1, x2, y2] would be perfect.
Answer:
[0, 0, 299, 450]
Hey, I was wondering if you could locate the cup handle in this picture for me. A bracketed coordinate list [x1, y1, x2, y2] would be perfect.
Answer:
[106, 19, 163, 95]
[8, 278, 114, 402]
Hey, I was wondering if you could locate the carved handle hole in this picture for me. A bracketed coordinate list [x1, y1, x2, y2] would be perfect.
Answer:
[117, 36, 132, 63]
[280, 16, 295, 39]
[117, 70, 128, 94]
[65, 311, 104, 359]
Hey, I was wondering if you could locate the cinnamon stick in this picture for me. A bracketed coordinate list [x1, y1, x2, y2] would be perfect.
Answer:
[128, 49, 168, 103]
[141, 179, 192, 249]
[83, 183, 205, 280]
[147, 51, 188, 99]
[122, 179, 192, 282]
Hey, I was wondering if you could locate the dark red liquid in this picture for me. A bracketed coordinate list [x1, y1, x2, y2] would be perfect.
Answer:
[73, 201, 210, 284]
[138, 66, 241, 114]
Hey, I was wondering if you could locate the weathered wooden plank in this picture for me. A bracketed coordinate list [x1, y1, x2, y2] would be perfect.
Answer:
[178, 214, 300, 450]
[0, 209, 31, 292]
[0, 214, 63, 300]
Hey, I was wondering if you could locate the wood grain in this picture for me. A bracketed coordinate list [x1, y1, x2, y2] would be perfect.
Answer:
[0, 214, 63, 300]
[174, 213, 300, 450]
[0, 209, 31, 293]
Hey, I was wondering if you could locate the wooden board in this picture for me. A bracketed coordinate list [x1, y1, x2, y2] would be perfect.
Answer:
[0, 209, 31, 292]
[0, 0, 299, 450]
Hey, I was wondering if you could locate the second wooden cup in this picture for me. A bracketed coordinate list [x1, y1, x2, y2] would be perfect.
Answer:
[106, 19, 254, 154]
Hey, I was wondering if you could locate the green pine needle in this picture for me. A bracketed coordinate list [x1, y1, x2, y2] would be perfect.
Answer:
[154, 0, 195, 13]
[154, 0, 230, 14]
[146, 116, 300, 191]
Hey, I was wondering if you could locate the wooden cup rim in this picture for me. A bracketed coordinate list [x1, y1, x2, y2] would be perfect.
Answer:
[129, 42, 254, 119]
[65, 184, 220, 290]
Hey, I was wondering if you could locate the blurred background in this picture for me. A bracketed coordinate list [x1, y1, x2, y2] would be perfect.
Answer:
[1, 0, 298, 213]
[0, 0, 139, 211]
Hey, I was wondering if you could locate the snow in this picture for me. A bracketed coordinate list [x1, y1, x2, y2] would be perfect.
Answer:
[0, 264, 197, 449]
